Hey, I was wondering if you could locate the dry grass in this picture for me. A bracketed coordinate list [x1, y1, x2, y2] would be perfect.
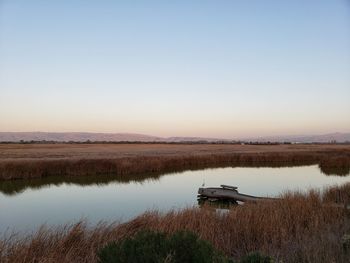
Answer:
[323, 183, 350, 204]
[1, 186, 350, 263]
[2, 143, 349, 161]
[0, 143, 349, 180]
[319, 156, 350, 176]
[0, 153, 320, 180]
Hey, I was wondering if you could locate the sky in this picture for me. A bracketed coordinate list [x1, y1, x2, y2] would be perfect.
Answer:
[0, 0, 349, 139]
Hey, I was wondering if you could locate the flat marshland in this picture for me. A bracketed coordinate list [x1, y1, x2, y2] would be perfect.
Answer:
[1, 143, 350, 262]
[0, 143, 350, 180]
[2, 143, 350, 161]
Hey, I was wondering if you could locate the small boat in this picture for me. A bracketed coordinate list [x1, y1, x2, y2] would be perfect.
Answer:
[198, 185, 275, 203]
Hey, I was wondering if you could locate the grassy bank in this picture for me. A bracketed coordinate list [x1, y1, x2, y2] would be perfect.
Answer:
[1, 149, 350, 181]
[1, 184, 350, 263]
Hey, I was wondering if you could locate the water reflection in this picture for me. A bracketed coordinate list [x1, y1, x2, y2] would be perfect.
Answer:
[0, 165, 349, 233]
[197, 197, 238, 209]
[0, 173, 162, 196]
[318, 165, 350, 177]
[1, 163, 348, 196]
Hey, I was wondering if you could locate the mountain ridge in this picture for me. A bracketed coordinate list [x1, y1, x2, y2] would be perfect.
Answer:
[248, 132, 350, 143]
[0, 132, 349, 143]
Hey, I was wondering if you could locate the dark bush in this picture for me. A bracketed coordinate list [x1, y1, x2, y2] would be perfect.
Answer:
[97, 230, 229, 263]
[240, 252, 273, 263]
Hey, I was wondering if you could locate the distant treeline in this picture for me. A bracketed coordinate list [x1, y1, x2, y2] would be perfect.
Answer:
[1, 140, 348, 145]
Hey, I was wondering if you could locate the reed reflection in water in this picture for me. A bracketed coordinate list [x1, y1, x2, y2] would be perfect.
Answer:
[0, 164, 349, 233]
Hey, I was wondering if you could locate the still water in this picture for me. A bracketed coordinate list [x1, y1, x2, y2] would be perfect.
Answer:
[0, 165, 349, 233]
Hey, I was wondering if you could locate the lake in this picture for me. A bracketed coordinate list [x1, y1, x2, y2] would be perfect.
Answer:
[0, 165, 349, 234]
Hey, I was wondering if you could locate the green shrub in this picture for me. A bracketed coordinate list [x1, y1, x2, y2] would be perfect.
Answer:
[97, 230, 229, 263]
[240, 252, 273, 263]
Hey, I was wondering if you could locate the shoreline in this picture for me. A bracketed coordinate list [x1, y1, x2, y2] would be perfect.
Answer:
[1, 144, 349, 181]
[1, 184, 349, 262]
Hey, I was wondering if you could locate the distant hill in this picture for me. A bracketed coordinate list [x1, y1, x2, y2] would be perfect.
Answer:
[0, 132, 229, 143]
[250, 132, 350, 143]
[0, 132, 349, 143]
[0, 132, 163, 142]
[165, 136, 230, 143]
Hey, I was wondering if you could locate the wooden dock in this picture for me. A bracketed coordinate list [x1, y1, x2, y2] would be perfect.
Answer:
[198, 185, 350, 209]
[198, 185, 276, 203]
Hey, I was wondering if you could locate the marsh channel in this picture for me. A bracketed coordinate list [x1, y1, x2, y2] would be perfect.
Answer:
[1, 165, 349, 233]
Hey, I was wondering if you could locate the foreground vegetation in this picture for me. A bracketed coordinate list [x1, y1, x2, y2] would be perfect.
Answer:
[1, 184, 350, 263]
[0, 144, 349, 180]
[98, 230, 229, 263]
[97, 230, 273, 263]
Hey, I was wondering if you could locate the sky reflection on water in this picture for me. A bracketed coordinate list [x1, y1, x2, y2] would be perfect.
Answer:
[0, 165, 349, 234]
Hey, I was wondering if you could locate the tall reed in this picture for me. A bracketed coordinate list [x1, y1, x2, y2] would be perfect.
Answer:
[2, 151, 349, 181]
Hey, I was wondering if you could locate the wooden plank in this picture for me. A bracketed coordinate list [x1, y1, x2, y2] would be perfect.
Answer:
[198, 185, 350, 209]
[220, 185, 238, 190]
[198, 187, 274, 203]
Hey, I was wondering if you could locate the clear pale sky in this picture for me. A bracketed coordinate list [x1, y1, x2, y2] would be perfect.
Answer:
[0, 1, 349, 138]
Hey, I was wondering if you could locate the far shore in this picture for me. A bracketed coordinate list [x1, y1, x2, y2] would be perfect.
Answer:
[0, 143, 349, 181]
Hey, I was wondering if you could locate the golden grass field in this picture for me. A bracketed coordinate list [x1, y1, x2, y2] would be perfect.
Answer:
[0, 143, 349, 180]
[0, 144, 350, 262]
[1, 143, 350, 161]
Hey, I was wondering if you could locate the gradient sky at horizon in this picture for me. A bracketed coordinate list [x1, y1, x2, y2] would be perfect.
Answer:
[0, 0, 349, 139]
